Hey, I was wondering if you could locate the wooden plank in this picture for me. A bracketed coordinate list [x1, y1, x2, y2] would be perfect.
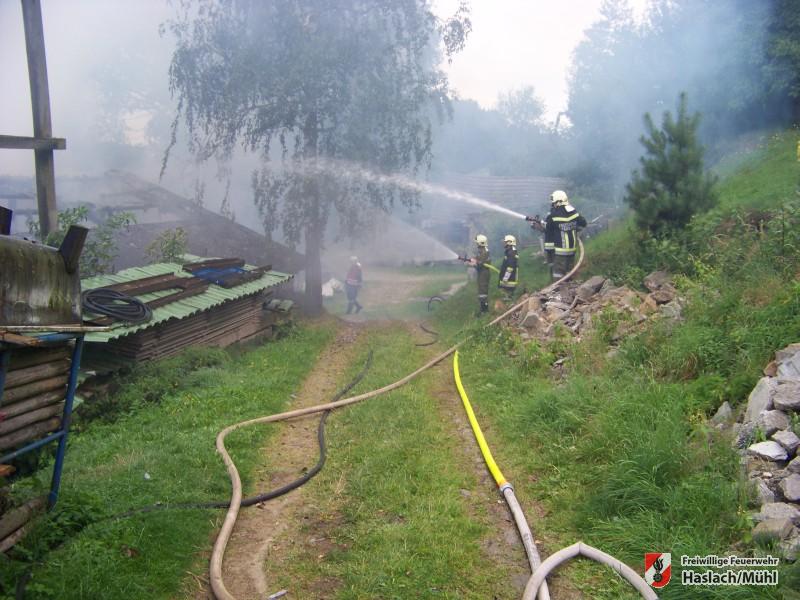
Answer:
[0, 135, 65, 151]
[0, 332, 41, 347]
[0, 496, 45, 541]
[0, 404, 63, 436]
[0, 523, 30, 554]
[5, 360, 69, 389]
[101, 273, 206, 295]
[0, 417, 60, 451]
[8, 347, 70, 371]
[1, 375, 67, 405]
[21, 0, 58, 237]
[1, 390, 64, 420]
[0, 325, 109, 332]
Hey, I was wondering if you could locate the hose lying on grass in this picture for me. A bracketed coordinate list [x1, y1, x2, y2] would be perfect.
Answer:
[453, 351, 550, 600]
[414, 322, 439, 347]
[210, 241, 586, 600]
[110, 351, 374, 519]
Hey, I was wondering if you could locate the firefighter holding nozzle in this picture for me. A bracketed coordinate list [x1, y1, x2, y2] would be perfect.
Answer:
[527, 190, 586, 281]
[459, 234, 499, 314]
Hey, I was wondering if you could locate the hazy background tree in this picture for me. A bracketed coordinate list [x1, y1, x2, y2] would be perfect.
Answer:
[163, 0, 470, 313]
[625, 93, 717, 236]
[564, 0, 792, 204]
[767, 0, 800, 117]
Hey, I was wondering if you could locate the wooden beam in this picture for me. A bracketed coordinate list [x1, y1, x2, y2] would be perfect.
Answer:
[21, 0, 58, 237]
[0, 135, 65, 151]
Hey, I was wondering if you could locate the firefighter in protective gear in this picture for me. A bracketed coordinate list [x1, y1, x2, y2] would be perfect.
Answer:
[544, 190, 586, 281]
[468, 234, 498, 314]
[498, 234, 519, 299]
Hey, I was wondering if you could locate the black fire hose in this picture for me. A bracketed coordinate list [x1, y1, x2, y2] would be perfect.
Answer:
[414, 323, 439, 347]
[110, 350, 374, 519]
[82, 289, 152, 324]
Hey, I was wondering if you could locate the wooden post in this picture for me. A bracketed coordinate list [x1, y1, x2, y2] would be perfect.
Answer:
[21, 0, 58, 237]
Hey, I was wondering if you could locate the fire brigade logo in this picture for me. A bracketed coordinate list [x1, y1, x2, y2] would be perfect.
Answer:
[645, 553, 671, 588]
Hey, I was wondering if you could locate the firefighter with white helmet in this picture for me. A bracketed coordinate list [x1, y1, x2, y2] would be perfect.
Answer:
[498, 234, 519, 299]
[467, 233, 498, 314]
[544, 190, 586, 280]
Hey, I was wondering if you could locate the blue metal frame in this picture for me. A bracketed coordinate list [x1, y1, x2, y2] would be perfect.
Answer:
[0, 334, 84, 508]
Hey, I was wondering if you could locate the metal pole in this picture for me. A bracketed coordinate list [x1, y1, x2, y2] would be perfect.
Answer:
[21, 0, 58, 237]
[48, 335, 83, 507]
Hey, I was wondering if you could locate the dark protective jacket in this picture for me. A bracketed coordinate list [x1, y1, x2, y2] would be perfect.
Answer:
[474, 247, 492, 295]
[545, 205, 587, 255]
[498, 246, 519, 289]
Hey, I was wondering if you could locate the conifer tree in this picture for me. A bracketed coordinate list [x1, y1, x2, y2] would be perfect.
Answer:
[625, 93, 717, 236]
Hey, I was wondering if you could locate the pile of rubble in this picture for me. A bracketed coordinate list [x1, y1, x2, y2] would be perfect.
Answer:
[729, 344, 800, 560]
[516, 270, 684, 341]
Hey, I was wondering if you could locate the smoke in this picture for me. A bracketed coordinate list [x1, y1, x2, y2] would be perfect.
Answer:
[0, 0, 263, 228]
[565, 0, 790, 198]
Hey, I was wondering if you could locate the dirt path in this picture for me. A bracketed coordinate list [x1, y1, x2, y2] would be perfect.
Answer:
[183, 315, 573, 600]
[184, 322, 363, 600]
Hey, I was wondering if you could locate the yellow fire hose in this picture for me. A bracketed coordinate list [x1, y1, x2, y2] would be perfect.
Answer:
[454, 351, 551, 600]
[210, 241, 586, 600]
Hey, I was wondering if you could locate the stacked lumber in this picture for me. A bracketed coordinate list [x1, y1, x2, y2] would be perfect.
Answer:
[0, 496, 45, 553]
[96, 291, 282, 362]
[0, 346, 69, 452]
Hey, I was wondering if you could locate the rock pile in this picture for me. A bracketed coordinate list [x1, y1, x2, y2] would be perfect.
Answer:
[733, 343, 800, 560]
[516, 270, 684, 341]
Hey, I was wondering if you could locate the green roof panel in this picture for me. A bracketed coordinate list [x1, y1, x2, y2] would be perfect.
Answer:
[82, 259, 293, 343]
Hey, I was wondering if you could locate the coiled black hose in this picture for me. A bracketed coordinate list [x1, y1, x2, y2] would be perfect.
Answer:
[414, 323, 439, 347]
[82, 289, 152, 324]
[110, 350, 374, 519]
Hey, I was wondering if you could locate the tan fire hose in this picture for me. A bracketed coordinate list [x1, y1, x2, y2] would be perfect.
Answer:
[210, 241, 585, 600]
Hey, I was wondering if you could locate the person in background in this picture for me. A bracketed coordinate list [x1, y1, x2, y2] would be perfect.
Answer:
[345, 256, 363, 314]
[498, 234, 519, 300]
[468, 234, 498, 314]
[544, 190, 586, 280]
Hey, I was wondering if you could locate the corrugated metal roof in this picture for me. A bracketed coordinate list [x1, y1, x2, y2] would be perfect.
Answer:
[82, 259, 292, 343]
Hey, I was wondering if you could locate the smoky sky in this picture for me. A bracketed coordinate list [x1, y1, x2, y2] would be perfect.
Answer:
[0, 0, 786, 231]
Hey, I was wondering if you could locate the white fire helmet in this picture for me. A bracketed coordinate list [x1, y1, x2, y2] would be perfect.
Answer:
[503, 235, 517, 247]
[550, 190, 568, 207]
[475, 234, 488, 247]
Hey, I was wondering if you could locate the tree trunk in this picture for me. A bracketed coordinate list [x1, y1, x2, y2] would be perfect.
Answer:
[302, 110, 324, 315]
[304, 220, 324, 315]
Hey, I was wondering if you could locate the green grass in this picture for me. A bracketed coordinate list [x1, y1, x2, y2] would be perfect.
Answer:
[715, 128, 800, 210]
[0, 323, 335, 600]
[265, 326, 521, 599]
[423, 128, 800, 598]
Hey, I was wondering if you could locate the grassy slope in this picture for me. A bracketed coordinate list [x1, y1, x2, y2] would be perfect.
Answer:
[430, 130, 800, 598]
[1, 323, 334, 600]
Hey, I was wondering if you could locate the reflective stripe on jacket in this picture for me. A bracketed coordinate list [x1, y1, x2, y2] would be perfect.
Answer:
[545, 206, 587, 256]
[499, 247, 518, 288]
